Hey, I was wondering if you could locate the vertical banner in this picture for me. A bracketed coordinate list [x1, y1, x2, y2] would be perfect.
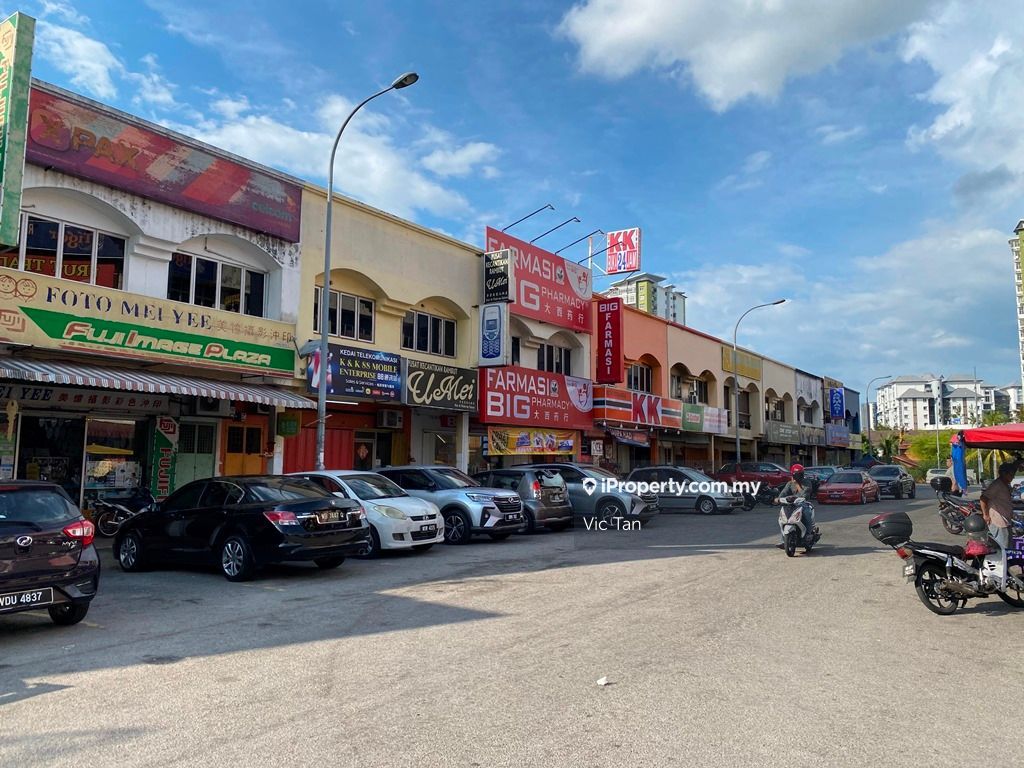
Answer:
[478, 301, 510, 367]
[483, 249, 515, 304]
[605, 228, 641, 275]
[0, 12, 35, 247]
[595, 297, 623, 384]
[149, 416, 179, 499]
[829, 388, 845, 419]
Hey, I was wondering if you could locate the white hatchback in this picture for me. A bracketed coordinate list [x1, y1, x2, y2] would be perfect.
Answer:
[290, 470, 445, 557]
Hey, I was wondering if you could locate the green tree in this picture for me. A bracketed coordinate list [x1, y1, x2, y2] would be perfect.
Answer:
[878, 433, 900, 461]
[983, 410, 1010, 426]
[861, 434, 874, 456]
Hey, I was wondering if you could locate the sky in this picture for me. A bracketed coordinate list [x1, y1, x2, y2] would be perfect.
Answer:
[9, 0, 1024, 390]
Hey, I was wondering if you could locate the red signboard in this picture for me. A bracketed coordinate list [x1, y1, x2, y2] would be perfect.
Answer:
[595, 297, 623, 384]
[593, 385, 683, 429]
[478, 365, 593, 429]
[606, 227, 641, 274]
[26, 87, 302, 242]
[484, 227, 592, 333]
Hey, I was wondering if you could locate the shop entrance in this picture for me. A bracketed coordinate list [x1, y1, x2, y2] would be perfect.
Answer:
[17, 415, 85, 503]
[354, 431, 393, 470]
[176, 422, 218, 489]
[223, 419, 267, 475]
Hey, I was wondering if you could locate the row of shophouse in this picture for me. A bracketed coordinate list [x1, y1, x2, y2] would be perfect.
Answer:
[0, 76, 861, 513]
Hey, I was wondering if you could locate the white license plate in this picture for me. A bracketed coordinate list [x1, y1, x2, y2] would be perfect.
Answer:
[0, 587, 54, 613]
[505, 513, 521, 521]
[317, 510, 343, 524]
[420, 524, 437, 532]
[903, 564, 915, 578]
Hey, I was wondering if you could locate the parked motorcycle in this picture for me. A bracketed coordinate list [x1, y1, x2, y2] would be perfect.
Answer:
[930, 476, 978, 535]
[742, 482, 782, 511]
[869, 509, 1024, 615]
[94, 488, 157, 538]
[778, 496, 820, 556]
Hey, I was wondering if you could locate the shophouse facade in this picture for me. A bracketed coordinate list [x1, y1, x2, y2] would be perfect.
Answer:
[0, 81, 311, 512]
[758, 358, 799, 466]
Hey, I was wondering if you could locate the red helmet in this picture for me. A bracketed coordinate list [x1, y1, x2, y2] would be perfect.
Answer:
[790, 463, 804, 474]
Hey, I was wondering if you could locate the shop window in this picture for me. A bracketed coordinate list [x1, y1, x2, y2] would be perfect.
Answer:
[8, 215, 126, 288]
[314, 287, 375, 342]
[511, 337, 521, 365]
[168, 252, 267, 318]
[692, 379, 708, 404]
[537, 343, 572, 376]
[401, 310, 456, 358]
[627, 363, 653, 393]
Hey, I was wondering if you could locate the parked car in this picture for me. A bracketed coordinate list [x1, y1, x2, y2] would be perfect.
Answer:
[114, 476, 369, 581]
[520, 463, 660, 525]
[713, 461, 792, 489]
[924, 467, 977, 486]
[0, 481, 100, 626]
[816, 470, 881, 504]
[289, 470, 444, 557]
[626, 465, 742, 515]
[376, 465, 525, 544]
[472, 467, 573, 532]
[868, 464, 917, 499]
[804, 466, 838, 484]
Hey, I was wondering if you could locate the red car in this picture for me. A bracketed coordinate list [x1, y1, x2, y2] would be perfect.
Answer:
[816, 470, 880, 505]
[714, 461, 792, 489]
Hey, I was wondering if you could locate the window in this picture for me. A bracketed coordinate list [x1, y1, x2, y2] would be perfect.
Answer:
[7, 214, 126, 288]
[511, 337, 521, 365]
[168, 252, 267, 318]
[314, 287, 375, 342]
[401, 310, 456, 358]
[537, 343, 572, 375]
[692, 379, 708, 404]
[670, 374, 685, 400]
[627, 363, 653, 393]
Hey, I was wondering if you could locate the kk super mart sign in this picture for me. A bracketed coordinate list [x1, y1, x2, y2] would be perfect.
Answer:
[478, 365, 593, 430]
[0, 267, 296, 375]
[593, 386, 683, 429]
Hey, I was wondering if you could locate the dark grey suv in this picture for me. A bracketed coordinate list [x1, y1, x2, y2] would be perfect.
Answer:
[868, 464, 917, 499]
[472, 468, 573, 532]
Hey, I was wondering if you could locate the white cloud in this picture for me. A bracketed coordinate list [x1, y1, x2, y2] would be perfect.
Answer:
[777, 243, 811, 258]
[558, 0, 935, 111]
[210, 95, 251, 120]
[125, 54, 178, 109]
[815, 124, 865, 144]
[39, 1, 89, 26]
[716, 150, 771, 193]
[742, 150, 772, 174]
[35, 21, 122, 99]
[421, 141, 501, 178]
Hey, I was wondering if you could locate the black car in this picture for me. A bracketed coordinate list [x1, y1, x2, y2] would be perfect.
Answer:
[0, 481, 100, 626]
[868, 464, 917, 499]
[114, 476, 369, 581]
[472, 467, 573, 532]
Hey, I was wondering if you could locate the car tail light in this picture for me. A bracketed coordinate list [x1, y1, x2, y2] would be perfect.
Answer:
[895, 546, 912, 560]
[263, 510, 298, 525]
[63, 519, 95, 548]
[532, 480, 541, 499]
[354, 506, 367, 520]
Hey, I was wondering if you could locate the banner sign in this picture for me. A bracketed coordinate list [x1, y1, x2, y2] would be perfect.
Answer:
[721, 346, 763, 381]
[0, 13, 34, 247]
[27, 87, 302, 242]
[486, 426, 576, 456]
[307, 343, 401, 401]
[703, 406, 729, 435]
[484, 227, 592, 333]
[595, 297, 623, 384]
[825, 424, 850, 447]
[682, 403, 705, 432]
[0, 384, 168, 412]
[403, 358, 477, 412]
[800, 425, 825, 446]
[764, 421, 801, 445]
[0, 267, 296, 375]
[478, 366, 592, 429]
[608, 427, 650, 447]
[593, 385, 683, 429]
[478, 301, 510, 367]
[483, 249, 515, 304]
[829, 387, 845, 419]
[149, 416, 178, 499]
[605, 228, 641, 275]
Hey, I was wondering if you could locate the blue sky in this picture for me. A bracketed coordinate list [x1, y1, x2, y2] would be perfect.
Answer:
[11, 0, 1024, 390]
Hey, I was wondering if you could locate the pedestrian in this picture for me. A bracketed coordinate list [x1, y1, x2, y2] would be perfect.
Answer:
[980, 458, 1023, 553]
[944, 457, 962, 495]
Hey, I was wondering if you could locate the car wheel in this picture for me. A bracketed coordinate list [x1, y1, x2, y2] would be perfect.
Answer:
[860, 492, 866, 505]
[48, 602, 89, 626]
[412, 543, 434, 552]
[488, 532, 512, 541]
[220, 535, 256, 582]
[443, 509, 472, 545]
[358, 526, 381, 559]
[598, 499, 626, 524]
[117, 531, 146, 572]
[314, 556, 345, 570]
[909, 483, 916, 499]
[696, 496, 717, 515]
[520, 509, 536, 534]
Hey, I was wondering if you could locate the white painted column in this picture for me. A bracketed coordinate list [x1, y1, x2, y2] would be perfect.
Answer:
[455, 411, 470, 472]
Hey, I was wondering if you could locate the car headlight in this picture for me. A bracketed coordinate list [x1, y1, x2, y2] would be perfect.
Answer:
[467, 493, 495, 503]
[377, 506, 408, 520]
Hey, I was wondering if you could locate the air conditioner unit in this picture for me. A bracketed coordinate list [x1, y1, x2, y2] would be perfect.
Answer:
[194, 396, 229, 417]
[376, 409, 404, 429]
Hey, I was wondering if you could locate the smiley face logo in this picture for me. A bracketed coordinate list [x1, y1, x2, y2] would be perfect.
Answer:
[15, 278, 36, 299]
[0, 274, 15, 296]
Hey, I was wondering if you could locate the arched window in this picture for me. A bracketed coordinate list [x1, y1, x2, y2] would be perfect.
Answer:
[2, 213, 127, 289]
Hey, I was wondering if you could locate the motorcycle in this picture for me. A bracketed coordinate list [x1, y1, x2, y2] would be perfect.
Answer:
[742, 482, 782, 511]
[869, 509, 1024, 615]
[930, 476, 979, 535]
[778, 496, 820, 556]
[93, 488, 157, 538]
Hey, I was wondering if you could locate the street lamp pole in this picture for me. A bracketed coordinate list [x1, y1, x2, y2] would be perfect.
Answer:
[865, 374, 891, 453]
[315, 72, 419, 471]
[733, 299, 786, 464]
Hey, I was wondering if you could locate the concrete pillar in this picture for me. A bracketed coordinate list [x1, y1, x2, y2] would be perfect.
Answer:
[455, 411, 470, 472]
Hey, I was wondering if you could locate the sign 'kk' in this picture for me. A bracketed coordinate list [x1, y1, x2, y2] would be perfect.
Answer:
[631, 392, 664, 425]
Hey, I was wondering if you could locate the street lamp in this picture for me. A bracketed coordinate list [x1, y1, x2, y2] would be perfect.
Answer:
[733, 299, 786, 463]
[315, 71, 419, 471]
[865, 374, 891, 453]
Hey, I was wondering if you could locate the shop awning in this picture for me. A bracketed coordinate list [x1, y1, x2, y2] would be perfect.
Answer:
[0, 358, 315, 409]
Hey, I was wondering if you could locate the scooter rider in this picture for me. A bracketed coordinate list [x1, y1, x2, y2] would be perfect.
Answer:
[774, 463, 815, 548]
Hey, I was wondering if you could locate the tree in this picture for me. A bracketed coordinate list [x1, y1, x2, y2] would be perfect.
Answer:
[983, 410, 1010, 426]
[861, 434, 873, 456]
[879, 433, 900, 462]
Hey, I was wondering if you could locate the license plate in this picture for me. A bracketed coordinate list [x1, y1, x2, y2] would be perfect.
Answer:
[551, 494, 564, 503]
[0, 587, 54, 613]
[505, 513, 521, 521]
[420, 524, 437, 532]
[317, 510, 342, 524]
[903, 564, 915, 579]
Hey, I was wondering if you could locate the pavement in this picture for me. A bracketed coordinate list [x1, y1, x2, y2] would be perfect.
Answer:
[2, 488, 1022, 767]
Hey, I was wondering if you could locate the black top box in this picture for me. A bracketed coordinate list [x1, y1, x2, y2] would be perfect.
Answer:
[930, 476, 953, 492]
[868, 511, 913, 546]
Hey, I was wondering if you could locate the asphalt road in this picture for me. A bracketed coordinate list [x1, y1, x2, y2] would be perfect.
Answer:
[2, 489, 1022, 767]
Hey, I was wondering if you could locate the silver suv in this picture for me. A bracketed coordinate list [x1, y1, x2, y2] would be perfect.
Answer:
[521, 463, 659, 526]
[377, 465, 525, 544]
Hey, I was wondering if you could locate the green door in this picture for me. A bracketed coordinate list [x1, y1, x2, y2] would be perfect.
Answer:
[174, 422, 217, 490]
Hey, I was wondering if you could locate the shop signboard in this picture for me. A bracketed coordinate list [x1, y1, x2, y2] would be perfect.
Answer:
[764, 421, 801, 445]
[403, 359, 477, 412]
[148, 416, 178, 499]
[605, 228, 641, 275]
[0, 13, 34, 247]
[702, 406, 729, 435]
[825, 424, 850, 447]
[483, 249, 515, 304]
[26, 87, 301, 241]
[595, 297, 623, 384]
[829, 387, 845, 419]
[592, 385, 682, 429]
[478, 366, 592, 430]
[484, 227, 592, 333]
[608, 427, 650, 447]
[486, 426, 576, 456]
[0, 384, 168, 412]
[307, 343, 401, 401]
[800, 424, 825, 446]
[0, 267, 296, 375]
[681, 403, 704, 432]
[721, 346, 762, 381]
[590, 439, 604, 457]
[276, 413, 300, 437]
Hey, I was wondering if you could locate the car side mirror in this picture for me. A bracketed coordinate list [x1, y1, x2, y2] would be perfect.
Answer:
[333, 491, 347, 498]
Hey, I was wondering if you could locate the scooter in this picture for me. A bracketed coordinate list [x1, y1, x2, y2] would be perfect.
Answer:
[94, 488, 156, 538]
[778, 496, 820, 557]
[930, 476, 980, 535]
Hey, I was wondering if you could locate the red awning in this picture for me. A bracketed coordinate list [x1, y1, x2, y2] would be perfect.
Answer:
[961, 423, 1024, 449]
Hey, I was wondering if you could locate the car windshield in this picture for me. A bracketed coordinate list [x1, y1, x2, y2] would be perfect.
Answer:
[0, 486, 78, 524]
[432, 468, 481, 489]
[869, 467, 899, 477]
[582, 466, 618, 480]
[831, 472, 863, 484]
[245, 478, 332, 502]
[344, 474, 407, 500]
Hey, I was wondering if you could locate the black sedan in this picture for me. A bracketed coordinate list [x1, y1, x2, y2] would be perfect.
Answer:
[868, 464, 917, 499]
[114, 476, 369, 581]
[0, 481, 100, 626]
